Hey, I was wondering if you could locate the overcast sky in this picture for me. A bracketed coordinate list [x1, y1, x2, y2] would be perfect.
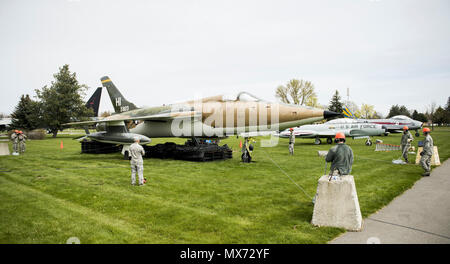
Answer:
[1, 0, 449, 117]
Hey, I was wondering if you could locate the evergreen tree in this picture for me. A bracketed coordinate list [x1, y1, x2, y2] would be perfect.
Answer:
[412, 110, 427, 123]
[35, 64, 92, 137]
[434, 106, 449, 125]
[387, 105, 410, 118]
[446, 96, 450, 112]
[10, 94, 41, 130]
[328, 90, 343, 119]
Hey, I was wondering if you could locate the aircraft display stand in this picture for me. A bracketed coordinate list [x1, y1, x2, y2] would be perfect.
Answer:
[415, 146, 441, 166]
[311, 175, 363, 231]
[79, 139, 232, 162]
[0, 142, 10, 156]
[144, 140, 232, 162]
[80, 140, 121, 154]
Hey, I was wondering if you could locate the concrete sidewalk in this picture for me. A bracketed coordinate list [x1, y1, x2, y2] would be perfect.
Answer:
[330, 159, 450, 244]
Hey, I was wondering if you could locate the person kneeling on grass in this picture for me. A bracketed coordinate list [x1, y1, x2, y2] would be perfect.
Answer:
[130, 137, 146, 186]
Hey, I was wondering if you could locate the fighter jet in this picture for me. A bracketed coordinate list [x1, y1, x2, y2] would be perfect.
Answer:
[65, 76, 340, 157]
[342, 107, 423, 136]
[278, 118, 385, 145]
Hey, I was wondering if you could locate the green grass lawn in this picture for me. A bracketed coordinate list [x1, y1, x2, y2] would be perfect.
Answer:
[1, 127, 449, 244]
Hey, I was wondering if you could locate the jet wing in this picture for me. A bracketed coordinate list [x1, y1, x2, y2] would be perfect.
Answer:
[293, 130, 320, 138]
[312, 131, 338, 137]
[64, 111, 199, 126]
[239, 131, 276, 137]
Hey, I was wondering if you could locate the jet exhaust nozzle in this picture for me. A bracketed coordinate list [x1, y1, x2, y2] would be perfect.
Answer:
[323, 111, 341, 119]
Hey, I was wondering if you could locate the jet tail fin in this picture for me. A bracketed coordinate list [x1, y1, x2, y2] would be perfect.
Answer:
[343, 106, 356, 119]
[85, 87, 102, 117]
[101, 76, 138, 113]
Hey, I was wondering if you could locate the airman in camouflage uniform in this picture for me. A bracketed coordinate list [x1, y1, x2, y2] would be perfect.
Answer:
[18, 131, 27, 153]
[325, 132, 354, 178]
[130, 137, 146, 185]
[288, 128, 295, 155]
[420, 128, 433, 177]
[10, 130, 19, 153]
[401, 126, 413, 163]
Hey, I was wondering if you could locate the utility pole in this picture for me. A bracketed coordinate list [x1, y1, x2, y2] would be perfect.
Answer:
[346, 87, 349, 103]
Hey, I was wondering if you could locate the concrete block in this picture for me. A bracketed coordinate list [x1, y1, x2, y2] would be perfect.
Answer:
[0, 143, 10, 156]
[415, 146, 440, 166]
[312, 175, 362, 231]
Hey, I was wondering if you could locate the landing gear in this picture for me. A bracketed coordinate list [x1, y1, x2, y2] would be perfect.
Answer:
[314, 138, 322, 145]
[415, 131, 420, 137]
[241, 137, 253, 163]
[241, 152, 252, 163]
[326, 137, 333, 144]
[122, 145, 131, 160]
[365, 138, 372, 146]
[384, 132, 389, 136]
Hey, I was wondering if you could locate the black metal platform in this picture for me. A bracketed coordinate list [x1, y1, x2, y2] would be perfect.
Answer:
[143, 140, 233, 162]
[80, 139, 233, 161]
[80, 140, 122, 154]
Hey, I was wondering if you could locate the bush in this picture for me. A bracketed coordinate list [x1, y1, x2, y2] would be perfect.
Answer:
[7, 129, 46, 140]
[27, 129, 46, 140]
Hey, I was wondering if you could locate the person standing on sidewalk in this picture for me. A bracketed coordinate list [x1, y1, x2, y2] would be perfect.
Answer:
[420, 127, 433, 177]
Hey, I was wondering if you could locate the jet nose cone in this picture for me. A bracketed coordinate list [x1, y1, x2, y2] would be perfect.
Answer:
[323, 110, 341, 119]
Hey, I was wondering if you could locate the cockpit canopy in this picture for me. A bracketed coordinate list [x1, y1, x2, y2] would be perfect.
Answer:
[391, 115, 412, 120]
[222, 92, 264, 102]
[325, 118, 358, 124]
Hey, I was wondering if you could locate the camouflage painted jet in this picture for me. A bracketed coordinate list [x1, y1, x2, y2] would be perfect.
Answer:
[278, 118, 385, 145]
[65, 76, 340, 156]
[342, 107, 423, 136]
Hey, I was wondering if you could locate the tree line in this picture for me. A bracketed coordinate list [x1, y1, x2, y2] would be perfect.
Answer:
[7, 74, 450, 137]
[275, 78, 450, 124]
[10, 65, 93, 137]
[386, 101, 450, 127]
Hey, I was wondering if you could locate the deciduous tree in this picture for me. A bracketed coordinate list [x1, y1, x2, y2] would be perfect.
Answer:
[356, 103, 375, 119]
[275, 79, 317, 106]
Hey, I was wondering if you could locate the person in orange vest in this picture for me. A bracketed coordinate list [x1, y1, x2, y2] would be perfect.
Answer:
[420, 127, 433, 177]
[325, 132, 354, 179]
[401, 126, 413, 163]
